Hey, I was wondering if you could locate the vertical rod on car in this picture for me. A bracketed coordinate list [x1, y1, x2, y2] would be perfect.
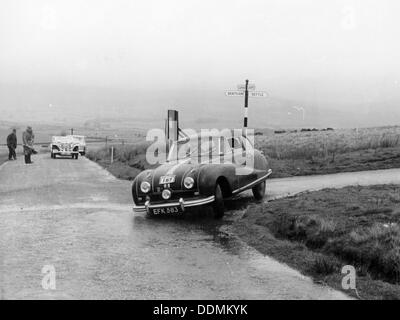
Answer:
[166, 110, 179, 156]
[243, 79, 249, 137]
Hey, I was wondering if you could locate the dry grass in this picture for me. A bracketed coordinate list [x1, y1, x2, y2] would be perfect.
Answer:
[86, 142, 154, 180]
[254, 126, 400, 178]
[256, 126, 400, 161]
[328, 223, 400, 283]
[86, 126, 400, 180]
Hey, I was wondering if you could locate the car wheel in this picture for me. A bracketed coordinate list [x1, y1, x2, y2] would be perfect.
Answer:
[252, 181, 266, 200]
[213, 184, 225, 219]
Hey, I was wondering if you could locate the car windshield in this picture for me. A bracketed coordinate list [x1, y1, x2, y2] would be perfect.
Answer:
[167, 136, 220, 162]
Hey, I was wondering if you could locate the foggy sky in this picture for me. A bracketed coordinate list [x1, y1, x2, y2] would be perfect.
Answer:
[1, 0, 400, 128]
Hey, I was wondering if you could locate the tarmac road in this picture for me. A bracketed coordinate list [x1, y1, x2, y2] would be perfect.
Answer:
[2, 154, 399, 299]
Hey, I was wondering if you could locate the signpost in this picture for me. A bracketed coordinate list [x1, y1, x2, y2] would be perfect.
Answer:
[225, 80, 268, 133]
[249, 91, 268, 98]
[225, 91, 245, 97]
[237, 83, 256, 91]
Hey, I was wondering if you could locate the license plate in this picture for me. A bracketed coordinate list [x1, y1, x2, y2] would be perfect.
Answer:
[151, 206, 181, 215]
[159, 175, 175, 184]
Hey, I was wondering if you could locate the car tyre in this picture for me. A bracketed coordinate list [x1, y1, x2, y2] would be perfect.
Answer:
[213, 184, 225, 219]
[252, 181, 266, 200]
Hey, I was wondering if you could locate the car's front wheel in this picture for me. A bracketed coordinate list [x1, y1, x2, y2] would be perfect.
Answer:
[252, 181, 266, 200]
[213, 184, 225, 219]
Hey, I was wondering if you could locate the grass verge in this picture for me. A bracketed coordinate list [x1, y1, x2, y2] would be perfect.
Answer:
[0, 154, 8, 166]
[86, 142, 155, 180]
[232, 184, 400, 300]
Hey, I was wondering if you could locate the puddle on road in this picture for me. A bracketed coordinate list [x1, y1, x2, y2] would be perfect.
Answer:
[131, 200, 315, 292]
[131, 193, 267, 263]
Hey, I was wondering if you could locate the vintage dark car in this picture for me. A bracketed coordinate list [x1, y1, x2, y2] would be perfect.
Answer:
[132, 132, 272, 218]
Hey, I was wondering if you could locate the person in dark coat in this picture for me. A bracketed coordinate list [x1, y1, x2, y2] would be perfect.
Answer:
[6, 128, 17, 160]
[22, 126, 35, 164]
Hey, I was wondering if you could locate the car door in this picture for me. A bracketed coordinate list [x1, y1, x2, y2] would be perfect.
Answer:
[225, 136, 254, 189]
[216, 136, 240, 191]
[241, 135, 270, 181]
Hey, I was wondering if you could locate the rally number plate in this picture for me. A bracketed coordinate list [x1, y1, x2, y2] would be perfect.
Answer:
[159, 175, 175, 184]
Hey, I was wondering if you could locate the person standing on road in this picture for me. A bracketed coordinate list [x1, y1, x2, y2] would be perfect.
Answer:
[6, 128, 17, 160]
[22, 126, 35, 164]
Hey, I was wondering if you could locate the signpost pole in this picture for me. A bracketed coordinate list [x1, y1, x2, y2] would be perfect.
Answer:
[243, 79, 249, 136]
[225, 80, 267, 137]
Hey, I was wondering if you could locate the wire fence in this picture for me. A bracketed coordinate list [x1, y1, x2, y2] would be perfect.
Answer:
[0, 136, 139, 147]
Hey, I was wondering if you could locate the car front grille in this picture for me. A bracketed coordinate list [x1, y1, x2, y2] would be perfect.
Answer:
[60, 144, 71, 151]
[147, 191, 195, 202]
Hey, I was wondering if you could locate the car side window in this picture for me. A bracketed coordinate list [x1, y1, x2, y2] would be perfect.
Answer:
[240, 136, 255, 152]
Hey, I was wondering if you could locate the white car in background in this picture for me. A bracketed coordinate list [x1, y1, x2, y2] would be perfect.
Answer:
[50, 136, 80, 159]
[71, 135, 86, 156]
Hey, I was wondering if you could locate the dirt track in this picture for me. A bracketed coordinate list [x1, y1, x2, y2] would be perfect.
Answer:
[3, 154, 399, 299]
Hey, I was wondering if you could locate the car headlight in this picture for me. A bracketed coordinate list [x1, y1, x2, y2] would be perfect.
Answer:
[140, 181, 151, 193]
[184, 177, 194, 189]
[162, 189, 171, 200]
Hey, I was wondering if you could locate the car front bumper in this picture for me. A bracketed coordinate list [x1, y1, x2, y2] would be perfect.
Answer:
[133, 195, 216, 213]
